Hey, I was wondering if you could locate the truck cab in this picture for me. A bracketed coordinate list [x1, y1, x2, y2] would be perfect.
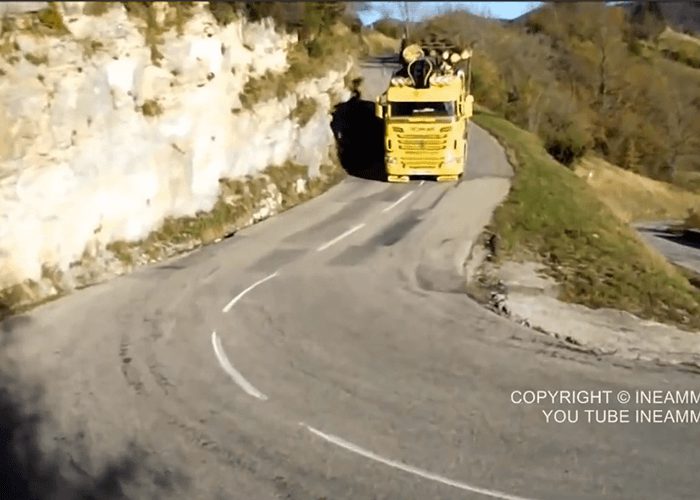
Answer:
[375, 43, 474, 183]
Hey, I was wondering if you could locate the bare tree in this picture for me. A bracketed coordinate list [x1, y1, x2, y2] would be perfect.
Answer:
[664, 86, 700, 179]
[345, 2, 372, 18]
[397, 2, 426, 39]
[463, 2, 494, 19]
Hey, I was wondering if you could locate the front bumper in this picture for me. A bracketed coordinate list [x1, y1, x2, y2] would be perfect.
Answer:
[386, 157, 464, 177]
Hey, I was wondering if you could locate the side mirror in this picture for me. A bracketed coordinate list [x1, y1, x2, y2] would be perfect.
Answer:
[375, 99, 384, 119]
[465, 95, 474, 118]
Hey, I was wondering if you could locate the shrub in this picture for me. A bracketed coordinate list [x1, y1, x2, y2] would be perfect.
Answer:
[238, 2, 348, 42]
[542, 128, 590, 166]
[539, 109, 592, 166]
[121, 2, 164, 64]
[169, 2, 195, 35]
[305, 38, 325, 58]
[207, 1, 239, 26]
[83, 2, 112, 17]
[24, 52, 48, 65]
[37, 2, 69, 34]
[470, 55, 505, 112]
[291, 97, 318, 126]
[141, 99, 163, 117]
[372, 18, 401, 39]
[683, 209, 700, 230]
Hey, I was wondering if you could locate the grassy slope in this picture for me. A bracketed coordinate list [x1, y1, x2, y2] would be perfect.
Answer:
[473, 111, 700, 330]
[574, 156, 700, 223]
[657, 27, 700, 68]
[362, 30, 399, 57]
[682, 210, 700, 231]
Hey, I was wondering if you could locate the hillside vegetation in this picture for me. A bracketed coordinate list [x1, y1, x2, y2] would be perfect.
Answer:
[575, 156, 700, 224]
[368, 4, 700, 328]
[473, 111, 700, 330]
[405, 3, 700, 188]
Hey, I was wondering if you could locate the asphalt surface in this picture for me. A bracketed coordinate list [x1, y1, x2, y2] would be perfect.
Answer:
[2, 63, 700, 500]
[635, 221, 700, 275]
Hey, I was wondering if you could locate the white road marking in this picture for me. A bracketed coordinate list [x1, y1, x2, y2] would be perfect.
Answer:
[317, 223, 366, 252]
[304, 424, 537, 500]
[211, 331, 268, 400]
[222, 271, 279, 313]
[419, 180, 426, 186]
[381, 190, 414, 213]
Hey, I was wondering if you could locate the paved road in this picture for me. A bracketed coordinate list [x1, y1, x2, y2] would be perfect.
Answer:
[635, 221, 700, 275]
[2, 64, 700, 500]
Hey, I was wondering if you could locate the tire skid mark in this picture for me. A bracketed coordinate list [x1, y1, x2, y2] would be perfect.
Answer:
[160, 411, 312, 499]
[144, 313, 176, 395]
[119, 334, 145, 395]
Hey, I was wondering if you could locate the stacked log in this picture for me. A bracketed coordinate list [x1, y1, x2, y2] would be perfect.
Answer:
[396, 32, 474, 86]
[417, 32, 472, 75]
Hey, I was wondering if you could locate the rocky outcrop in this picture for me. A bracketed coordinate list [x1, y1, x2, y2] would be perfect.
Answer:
[0, 2, 353, 313]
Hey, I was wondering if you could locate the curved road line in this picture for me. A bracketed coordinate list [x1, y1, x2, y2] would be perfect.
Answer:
[211, 331, 268, 401]
[222, 271, 279, 313]
[304, 424, 537, 500]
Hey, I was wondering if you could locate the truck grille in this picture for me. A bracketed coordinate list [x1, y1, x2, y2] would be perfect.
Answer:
[396, 133, 448, 152]
[396, 132, 447, 167]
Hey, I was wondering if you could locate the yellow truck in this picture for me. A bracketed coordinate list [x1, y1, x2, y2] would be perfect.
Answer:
[375, 40, 474, 182]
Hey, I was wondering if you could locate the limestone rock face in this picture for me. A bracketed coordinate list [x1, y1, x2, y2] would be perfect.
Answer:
[0, 3, 352, 289]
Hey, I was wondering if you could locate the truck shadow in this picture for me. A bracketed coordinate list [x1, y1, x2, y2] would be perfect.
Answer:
[331, 93, 386, 182]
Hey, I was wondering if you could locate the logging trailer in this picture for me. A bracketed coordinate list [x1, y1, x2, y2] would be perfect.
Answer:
[375, 36, 474, 182]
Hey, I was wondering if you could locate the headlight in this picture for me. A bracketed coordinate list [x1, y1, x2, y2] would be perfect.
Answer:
[386, 156, 399, 165]
[445, 151, 456, 164]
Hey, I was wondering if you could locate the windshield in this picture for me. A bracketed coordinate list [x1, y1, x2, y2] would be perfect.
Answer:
[390, 101, 456, 117]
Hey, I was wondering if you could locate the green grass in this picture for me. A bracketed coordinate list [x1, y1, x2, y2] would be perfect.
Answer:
[473, 111, 700, 330]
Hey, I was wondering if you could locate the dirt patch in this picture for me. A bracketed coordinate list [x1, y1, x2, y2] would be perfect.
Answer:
[467, 242, 700, 369]
[465, 111, 700, 369]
